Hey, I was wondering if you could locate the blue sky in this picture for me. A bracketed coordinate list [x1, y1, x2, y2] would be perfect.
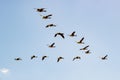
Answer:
[0, 0, 120, 80]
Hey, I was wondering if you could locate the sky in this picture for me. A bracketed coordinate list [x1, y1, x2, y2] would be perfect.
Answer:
[0, 0, 120, 80]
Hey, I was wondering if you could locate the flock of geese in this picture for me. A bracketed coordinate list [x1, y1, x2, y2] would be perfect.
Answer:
[14, 8, 108, 62]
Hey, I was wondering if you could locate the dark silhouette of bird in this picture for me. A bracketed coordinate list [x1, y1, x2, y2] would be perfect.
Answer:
[80, 45, 89, 50]
[73, 56, 81, 61]
[46, 24, 56, 28]
[69, 31, 77, 37]
[85, 50, 91, 54]
[34, 8, 46, 12]
[48, 43, 55, 48]
[77, 37, 84, 44]
[57, 57, 64, 62]
[31, 55, 37, 60]
[40, 14, 52, 19]
[101, 55, 108, 60]
[54, 32, 65, 39]
[42, 56, 48, 61]
[14, 57, 22, 61]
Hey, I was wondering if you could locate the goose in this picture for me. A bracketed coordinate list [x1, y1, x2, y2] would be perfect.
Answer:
[31, 55, 37, 60]
[80, 45, 89, 50]
[14, 57, 22, 61]
[57, 57, 64, 62]
[34, 8, 46, 12]
[40, 14, 52, 19]
[73, 56, 81, 61]
[48, 43, 55, 48]
[101, 55, 108, 60]
[46, 24, 56, 28]
[42, 56, 48, 61]
[54, 32, 65, 39]
[77, 37, 84, 44]
[69, 31, 77, 37]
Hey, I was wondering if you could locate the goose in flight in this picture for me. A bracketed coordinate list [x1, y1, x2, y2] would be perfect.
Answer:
[54, 32, 65, 39]
[46, 24, 56, 28]
[73, 56, 81, 61]
[34, 8, 46, 12]
[57, 57, 64, 62]
[40, 14, 52, 19]
[80, 45, 89, 50]
[85, 50, 91, 54]
[31, 55, 37, 60]
[14, 57, 22, 61]
[69, 31, 77, 37]
[101, 55, 108, 60]
[48, 43, 55, 48]
[42, 56, 48, 61]
[77, 37, 84, 44]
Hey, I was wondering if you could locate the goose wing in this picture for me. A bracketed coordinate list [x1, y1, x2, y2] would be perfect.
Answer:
[60, 33, 65, 39]
[80, 37, 84, 43]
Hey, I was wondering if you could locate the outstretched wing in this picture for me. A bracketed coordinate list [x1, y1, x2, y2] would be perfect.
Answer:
[57, 58, 60, 62]
[104, 55, 108, 58]
[51, 43, 55, 46]
[71, 31, 75, 35]
[47, 14, 52, 16]
[80, 37, 84, 43]
[31, 56, 33, 60]
[60, 34, 65, 39]
[73, 57, 76, 61]
[84, 45, 89, 49]
[54, 33, 58, 37]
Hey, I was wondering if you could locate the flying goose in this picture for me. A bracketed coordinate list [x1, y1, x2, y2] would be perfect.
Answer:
[73, 56, 81, 61]
[101, 55, 108, 60]
[69, 31, 77, 37]
[40, 14, 52, 19]
[42, 56, 48, 61]
[46, 24, 56, 28]
[77, 37, 84, 44]
[14, 57, 22, 61]
[31, 55, 37, 60]
[54, 32, 65, 39]
[48, 43, 55, 48]
[34, 8, 46, 12]
[80, 45, 89, 50]
[57, 57, 64, 62]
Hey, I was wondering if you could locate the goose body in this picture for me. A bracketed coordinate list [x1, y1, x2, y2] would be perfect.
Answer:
[85, 50, 91, 54]
[14, 57, 22, 61]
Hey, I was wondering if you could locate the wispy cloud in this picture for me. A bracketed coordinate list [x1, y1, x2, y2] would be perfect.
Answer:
[0, 68, 10, 74]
